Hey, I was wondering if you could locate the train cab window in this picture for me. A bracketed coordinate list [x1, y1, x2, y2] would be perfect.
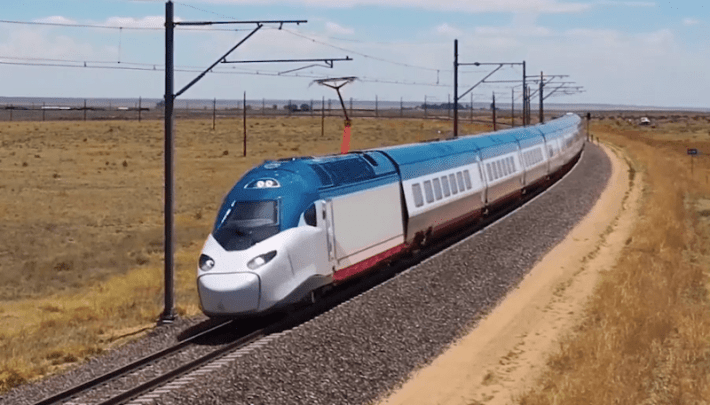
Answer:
[486, 163, 493, 181]
[496, 160, 504, 177]
[449, 174, 458, 194]
[456, 172, 465, 191]
[432, 178, 443, 200]
[441, 176, 451, 197]
[463, 170, 472, 190]
[412, 183, 424, 207]
[303, 204, 317, 227]
[423, 180, 435, 203]
[213, 200, 280, 251]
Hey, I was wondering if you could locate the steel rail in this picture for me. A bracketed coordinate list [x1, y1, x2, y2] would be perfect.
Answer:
[97, 327, 269, 405]
[33, 320, 234, 405]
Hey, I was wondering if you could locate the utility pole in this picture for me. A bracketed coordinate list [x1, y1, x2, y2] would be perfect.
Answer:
[539, 71, 544, 124]
[452, 39, 525, 135]
[453, 39, 458, 137]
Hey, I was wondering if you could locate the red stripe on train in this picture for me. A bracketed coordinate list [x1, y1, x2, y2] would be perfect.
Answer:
[333, 243, 407, 282]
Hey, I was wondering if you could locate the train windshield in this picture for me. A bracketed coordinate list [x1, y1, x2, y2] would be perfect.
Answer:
[213, 201, 280, 251]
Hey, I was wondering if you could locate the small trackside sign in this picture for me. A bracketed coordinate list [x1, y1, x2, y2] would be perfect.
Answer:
[687, 148, 698, 156]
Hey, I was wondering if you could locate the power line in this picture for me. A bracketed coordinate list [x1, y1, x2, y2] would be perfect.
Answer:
[0, 19, 255, 32]
[0, 59, 456, 87]
[278, 28, 452, 73]
[0, 19, 161, 31]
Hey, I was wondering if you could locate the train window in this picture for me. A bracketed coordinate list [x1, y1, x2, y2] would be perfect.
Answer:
[463, 170, 472, 190]
[304, 204, 317, 227]
[441, 176, 451, 197]
[456, 172, 465, 191]
[507, 157, 514, 173]
[511, 156, 516, 172]
[497, 160, 505, 177]
[432, 178, 443, 200]
[412, 183, 424, 207]
[491, 162, 498, 180]
[424, 180, 435, 203]
[486, 163, 493, 181]
[449, 174, 458, 194]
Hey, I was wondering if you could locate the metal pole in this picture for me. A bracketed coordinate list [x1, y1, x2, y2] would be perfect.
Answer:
[539, 71, 544, 124]
[160, 0, 176, 324]
[453, 39, 458, 137]
[470, 93, 473, 123]
[42, 102, 45, 121]
[243, 91, 247, 156]
[492, 92, 497, 131]
[212, 98, 216, 130]
[262, 98, 265, 116]
[9, 105, 12, 122]
[511, 88, 515, 128]
[139, 97, 142, 122]
[375, 95, 378, 118]
[424, 95, 427, 119]
[321, 96, 325, 139]
[400, 97, 403, 118]
[310, 99, 313, 117]
[522, 61, 526, 126]
[288, 99, 291, 117]
[83, 99, 87, 122]
[349, 97, 352, 117]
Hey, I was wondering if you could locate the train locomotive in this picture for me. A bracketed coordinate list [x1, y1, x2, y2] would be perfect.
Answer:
[197, 113, 585, 317]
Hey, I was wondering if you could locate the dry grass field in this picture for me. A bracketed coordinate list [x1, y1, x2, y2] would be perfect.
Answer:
[0, 116, 490, 392]
[520, 116, 710, 403]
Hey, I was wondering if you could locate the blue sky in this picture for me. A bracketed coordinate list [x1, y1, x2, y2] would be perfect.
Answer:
[0, 0, 708, 108]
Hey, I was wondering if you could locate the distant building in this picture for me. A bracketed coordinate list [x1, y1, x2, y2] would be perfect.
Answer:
[639, 117, 651, 126]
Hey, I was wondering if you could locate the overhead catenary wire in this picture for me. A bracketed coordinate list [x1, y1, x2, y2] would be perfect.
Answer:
[0, 59, 459, 88]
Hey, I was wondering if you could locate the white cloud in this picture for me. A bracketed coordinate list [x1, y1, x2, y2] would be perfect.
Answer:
[435, 23, 462, 37]
[325, 22, 354, 35]
[33, 16, 78, 25]
[103, 16, 167, 29]
[683, 18, 700, 26]
[202, 0, 590, 14]
[595, 1, 655, 6]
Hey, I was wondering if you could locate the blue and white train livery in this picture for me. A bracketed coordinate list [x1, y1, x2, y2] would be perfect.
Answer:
[197, 113, 585, 317]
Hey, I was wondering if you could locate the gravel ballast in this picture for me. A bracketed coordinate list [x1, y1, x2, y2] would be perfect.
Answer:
[2, 143, 612, 405]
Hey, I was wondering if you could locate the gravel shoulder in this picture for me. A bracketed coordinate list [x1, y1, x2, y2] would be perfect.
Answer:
[377, 143, 640, 405]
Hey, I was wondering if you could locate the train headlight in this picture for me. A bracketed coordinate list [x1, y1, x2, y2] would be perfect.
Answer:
[199, 254, 215, 272]
[247, 251, 277, 270]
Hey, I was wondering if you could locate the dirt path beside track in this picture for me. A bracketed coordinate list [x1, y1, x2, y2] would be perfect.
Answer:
[377, 144, 641, 405]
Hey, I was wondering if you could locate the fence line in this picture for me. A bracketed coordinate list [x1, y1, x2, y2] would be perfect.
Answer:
[0, 96, 557, 126]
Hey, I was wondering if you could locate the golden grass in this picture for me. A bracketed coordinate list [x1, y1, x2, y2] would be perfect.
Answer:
[519, 119, 710, 404]
[0, 116, 490, 392]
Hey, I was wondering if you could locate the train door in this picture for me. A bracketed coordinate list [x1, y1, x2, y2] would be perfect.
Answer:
[315, 199, 336, 274]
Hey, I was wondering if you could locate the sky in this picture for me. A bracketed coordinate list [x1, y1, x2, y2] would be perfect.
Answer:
[0, 0, 708, 108]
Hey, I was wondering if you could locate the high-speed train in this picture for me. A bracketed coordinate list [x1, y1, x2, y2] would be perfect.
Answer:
[197, 113, 585, 317]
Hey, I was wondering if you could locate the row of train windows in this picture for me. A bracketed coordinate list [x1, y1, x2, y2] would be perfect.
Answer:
[486, 156, 516, 182]
[523, 148, 543, 168]
[412, 170, 473, 208]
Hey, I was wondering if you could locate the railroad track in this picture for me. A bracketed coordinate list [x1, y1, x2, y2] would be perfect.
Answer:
[32, 152, 582, 405]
